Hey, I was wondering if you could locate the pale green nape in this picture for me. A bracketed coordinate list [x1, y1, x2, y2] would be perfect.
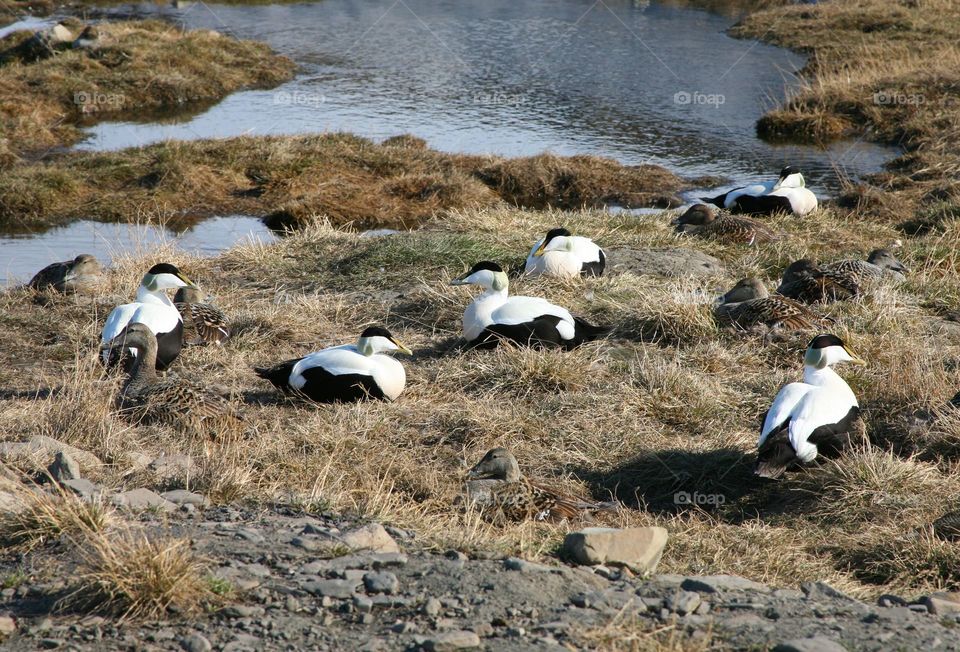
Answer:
[799, 174, 806, 188]
[357, 337, 374, 356]
[804, 346, 826, 369]
[142, 273, 158, 291]
[492, 271, 508, 292]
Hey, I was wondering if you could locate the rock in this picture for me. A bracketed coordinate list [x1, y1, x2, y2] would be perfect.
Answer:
[61, 478, 103, 501]
[339, 523, 400, 554]
[47, 451, 79, 483]
[147, 453, 195, 479]
[422, 597, 442, 617]
[800, 581, 858, 603]
[922, 592, 960, 615]
[681, 575, 771, 594]
[422, 630, 482, 651]
[878, 594, 907, 608]
[606, 247, 724, 278]
[665, 590, 701, 616]
[180, 633, 212, 652]
[504, 557, 556, 573]
[363, 571, 399, 595]
[0, 615, 16, 636]
[301, 579, 358, 599]
[111, 488, 176, 511]
[563, 527, 668, 573]
[0, 436, 101, 470]
[161, 490, 208, 506]
[0, 491, 22, 514]
[773, 636, 848, 652]
[220, 605, 265, 618]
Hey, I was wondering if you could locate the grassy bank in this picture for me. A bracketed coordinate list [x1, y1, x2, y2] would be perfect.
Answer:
[0, 18, 294, 166]
[4, 199, 960, 600]
[0, 133, 687, 233]
[733, 0, 960, 229]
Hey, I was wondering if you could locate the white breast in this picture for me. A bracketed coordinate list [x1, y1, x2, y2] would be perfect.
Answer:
[370, 355, 406, 400]
[101, 296, 182, 362]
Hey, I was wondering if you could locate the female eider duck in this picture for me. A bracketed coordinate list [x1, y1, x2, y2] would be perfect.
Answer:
[254, 326, 411, 403]
[29, 254, 102, 293]
[673, 204, 780, 245]
[756, 334, 864, 479]
[101, 263, 196, 371]
[776, 259, 859, 304]
[702, 166, 817, 217]
[174, 287, 231, 345]
[464, 447, 618, 523]
[451, 261, 609, 350]
[101, 322, 242, 435]
[524, 228, 605, 278]
[824, 249, 908, 284]
[715, 278, 828, 331]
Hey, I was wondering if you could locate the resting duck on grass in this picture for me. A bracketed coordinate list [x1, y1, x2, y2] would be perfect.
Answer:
[451, 261, 609, 350]
[673, 204, 780, 245]
[823, 249, 908, 284]
[29, 254, 102, 293]
[776, 259, 860, 304]
[524, 227, 605, 278]
[702, 166, 817, 217]
[756, 334, 863, 479]
[174, 286, 231, 345]
[101, 263, 196, 371]
[464, 447, 618, 523]
[254, 326, 411, 403]
[715, 278, 829, 331]
[101, 322, 243, 437]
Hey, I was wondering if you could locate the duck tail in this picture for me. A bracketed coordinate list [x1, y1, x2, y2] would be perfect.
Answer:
[573, 316, 612, 343]
[253, 359, 298, 391]
[700, 194, 726, 208]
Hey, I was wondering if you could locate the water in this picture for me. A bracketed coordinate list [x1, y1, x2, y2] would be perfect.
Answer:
[0, 217, 275, 286]
[77, 0, 897, 193]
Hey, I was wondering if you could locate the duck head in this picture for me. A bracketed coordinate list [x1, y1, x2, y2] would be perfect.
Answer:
[356, 326, 412, 356]
[468, 447, 521, 482]
[450, 261, 508, 292]
[141, 263, 197, 292]
[773, 166, 805, 190]
[803, 334, 865, 369]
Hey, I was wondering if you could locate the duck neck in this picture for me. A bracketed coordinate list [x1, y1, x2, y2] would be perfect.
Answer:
[123, 341, 159, 395]
[136, 284, 174, 308]
[803, 363, 842, 386]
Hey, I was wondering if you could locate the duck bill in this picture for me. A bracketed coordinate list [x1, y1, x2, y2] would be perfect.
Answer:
[844, 347, 866, 366]
[391, 339, 413, 355]
[450, 276, 469, 286]
[533, 243, 547, 257]
[178, 273, 199, 289]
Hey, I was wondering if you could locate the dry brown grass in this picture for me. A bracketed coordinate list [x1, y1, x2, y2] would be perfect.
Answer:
[0, 481, 114, 551]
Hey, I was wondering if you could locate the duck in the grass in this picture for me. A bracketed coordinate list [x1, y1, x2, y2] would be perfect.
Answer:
[756, 334, 864, 479]
[715, 278, 830, 331]
[451, 261, 609, 349]
[776, 259, 860, 304]
[101, 263, 196, 371]
[101, 322, 243, 436]
[524, 228, 605, 278]
[823, 249, 908, 284]
[174, 287, 231, 345]
[29, 254, 103, 293]
[254, 326, 411, 403]
[673, 204, 781, 245]
[464, 447, 618, 523]
[701, 166, 817, 217]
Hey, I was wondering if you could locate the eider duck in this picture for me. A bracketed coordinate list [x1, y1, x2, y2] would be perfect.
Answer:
[702, 166, 817, 217]
[101, 263, 196, 371]
[756, 334, 863, 479]
[776, 259, 859, 304]
[524, 228, 605, 278]
[933, 511, 960, 541]
[824, 249, 907, 284]
[174, 287, 231, 345]
[101, 322, 242, 435]
[464, 447, 618, 523]
[673, 204, 780, 245]
[451, 261, 609, 349]
[28, 254, 102, 293]
[254, 326, 411, 403]
[715, 278, 828, 331]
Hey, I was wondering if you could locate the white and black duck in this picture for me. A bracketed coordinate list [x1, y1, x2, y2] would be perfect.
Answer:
[524, 228, 605, 278]
[702, 166, 817, 217]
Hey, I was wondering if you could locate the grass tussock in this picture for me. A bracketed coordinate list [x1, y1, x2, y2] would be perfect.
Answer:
[0, 483, 113, 552]
[0, 19, 294, 166]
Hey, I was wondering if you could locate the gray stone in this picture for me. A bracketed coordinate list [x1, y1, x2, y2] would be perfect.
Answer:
[180, 633, 212, 652]
[161, 490, 208, 506]
[339, 523, 400, 553]
[111, 488, 176, 511]
[0, 436, 101, 470]
[504, 557, 557, 573]
[220, 605, 265, 618]
[563, 527, 668, 573]
[922, 592, 960, 615]
[47, 451, 79, 483]
[61, 478, 103, 500]
[372, 553, 408, 568]
[423, 597, 442, 617]
[801, 581, 858, 603]
[773, 636, 848, 652]
[0, 615, 16, 636]
[665, 590, 701, 616]
[606, 246, 725, 278]
[681, 575, 771, 594]
[353, 594, 373, 613]
[422, 630, 482, 651]
[363, 571, 399, 595]
[301, 579, 358, 599]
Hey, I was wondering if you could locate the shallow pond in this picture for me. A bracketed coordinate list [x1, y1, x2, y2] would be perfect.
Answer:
[1, 0, 898, 285]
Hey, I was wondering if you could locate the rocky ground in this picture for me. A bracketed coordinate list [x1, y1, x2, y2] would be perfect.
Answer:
[2, 443, 960, 651]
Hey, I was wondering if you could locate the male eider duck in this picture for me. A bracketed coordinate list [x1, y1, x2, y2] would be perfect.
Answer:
[524, 228, 605, 278]
[101, 263, 196, 371]
[824, 249, 907, 284]
[451, 261, 609, 349]
[715, 278, 828, 331]
[174, 287, 231, 345]
[776, 259, 859, 304]
[101, 322, 242, 436]
[464, 447, 618, 523]
[756, 334, 863, 479]
[254, 326, 411, 403]
[29, 254, 102, 293]
[673, 204, 780, 245]
[702, 166, 817, 217]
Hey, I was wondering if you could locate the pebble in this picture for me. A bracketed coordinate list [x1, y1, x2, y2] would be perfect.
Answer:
[423, 597, 442, 617]
[0, 616, 15, 636]
[422, 630, 482, 651]
[773, 636, 848, 652]
[353, 595, 373, 613]
[220, 605, 265, 618]
[681, 575, 771, 594]
[363, 571, 399, 595]
[301, 579, 358, 599]
[180, 634, 212, 652]
[665, 590, 701, 616]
